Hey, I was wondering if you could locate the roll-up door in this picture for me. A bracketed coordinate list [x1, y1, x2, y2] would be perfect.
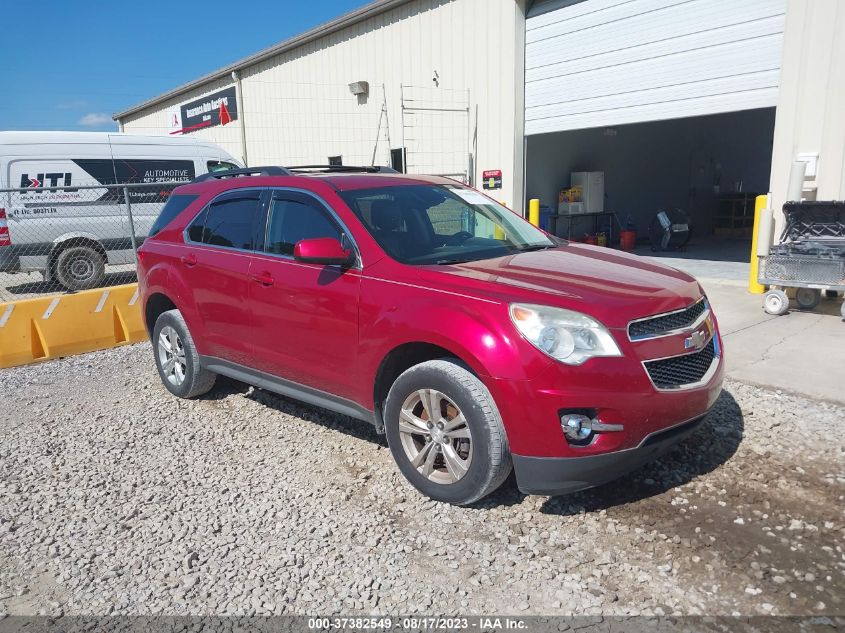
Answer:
[525, 0, 786, 135]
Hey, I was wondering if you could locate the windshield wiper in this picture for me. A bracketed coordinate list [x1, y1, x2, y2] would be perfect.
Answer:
[435, 258, 476, 265]
[517, 244, 555, 252]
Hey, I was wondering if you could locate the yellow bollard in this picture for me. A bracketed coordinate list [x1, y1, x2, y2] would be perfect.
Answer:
[529, 198, 540, 227]
[748, 194, 767, 294]
[494, 225, 505, 240]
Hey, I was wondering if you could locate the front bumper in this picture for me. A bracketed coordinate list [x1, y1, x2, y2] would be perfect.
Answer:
[487, 310, 724, 495]
[511, 414, 706, 495]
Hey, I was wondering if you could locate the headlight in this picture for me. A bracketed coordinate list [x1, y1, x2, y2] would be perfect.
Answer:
[509, 303, 622, 365]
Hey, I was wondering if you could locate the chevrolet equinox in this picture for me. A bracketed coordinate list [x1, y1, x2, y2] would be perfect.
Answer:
[137, 166, 724, 505]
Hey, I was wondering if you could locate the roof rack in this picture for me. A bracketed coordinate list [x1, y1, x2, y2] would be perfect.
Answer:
[286, 165, 398, 174]
[192, 166, 291, 183]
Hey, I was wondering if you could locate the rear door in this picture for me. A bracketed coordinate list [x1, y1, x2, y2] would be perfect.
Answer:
[248, 189, 361, 399]
[182, 188, 265, 365]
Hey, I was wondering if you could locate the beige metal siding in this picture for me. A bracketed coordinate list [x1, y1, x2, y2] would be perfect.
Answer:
[120, 0, 522, 206]
[770, 0, 845, 231]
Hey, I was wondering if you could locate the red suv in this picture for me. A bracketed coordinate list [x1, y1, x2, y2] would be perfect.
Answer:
[138, 166, 723, 505]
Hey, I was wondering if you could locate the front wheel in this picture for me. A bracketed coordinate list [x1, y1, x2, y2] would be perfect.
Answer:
[763, 289, 789, 316]
[384, 359, 511, 505]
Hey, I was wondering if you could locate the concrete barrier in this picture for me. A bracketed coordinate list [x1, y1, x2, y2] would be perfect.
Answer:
[0, 284, 146, 369]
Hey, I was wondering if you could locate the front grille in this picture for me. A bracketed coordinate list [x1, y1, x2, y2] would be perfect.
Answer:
[644, 339, 716, 389]
[629, 298, 707, 340]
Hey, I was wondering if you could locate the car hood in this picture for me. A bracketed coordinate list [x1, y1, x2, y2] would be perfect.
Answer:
[416, 244, 704, 329]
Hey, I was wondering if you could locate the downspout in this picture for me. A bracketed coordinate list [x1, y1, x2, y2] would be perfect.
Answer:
[232, 70, 249, 166]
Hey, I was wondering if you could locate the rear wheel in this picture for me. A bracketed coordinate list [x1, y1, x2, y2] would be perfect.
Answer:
[54, 245, 106, 291]
[384, 359, 511, 505]
[795, 287, 821, 310]
[152, 309, 216, 398]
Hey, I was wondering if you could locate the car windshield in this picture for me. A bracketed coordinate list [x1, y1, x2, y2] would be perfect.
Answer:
[339, 184, 556, 265]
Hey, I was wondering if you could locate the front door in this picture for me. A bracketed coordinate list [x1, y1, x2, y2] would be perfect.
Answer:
[248, 190, 361, 400]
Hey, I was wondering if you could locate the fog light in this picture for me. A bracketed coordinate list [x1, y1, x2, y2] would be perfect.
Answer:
[560, 413, 625, 445]
[561, 414, 593, 442]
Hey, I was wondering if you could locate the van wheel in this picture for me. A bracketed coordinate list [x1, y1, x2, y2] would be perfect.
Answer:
[54, 245, 106, 291]
[384, 359, 512, 505]
[152, 309, 217, 398]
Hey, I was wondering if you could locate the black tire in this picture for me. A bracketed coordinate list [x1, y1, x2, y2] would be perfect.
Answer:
[54, 245, 106, 291]
[795, 287, 821, 310]
[152, 309, 217, 398]
[384, 358, 511, 505]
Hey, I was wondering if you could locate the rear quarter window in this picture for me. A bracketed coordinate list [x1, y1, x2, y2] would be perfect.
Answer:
[149, 194, 199, 237]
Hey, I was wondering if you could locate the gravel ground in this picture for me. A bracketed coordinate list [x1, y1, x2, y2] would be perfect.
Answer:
[0, 343, 842, 617]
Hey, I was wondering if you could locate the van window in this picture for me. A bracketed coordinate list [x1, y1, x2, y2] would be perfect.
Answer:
[187, 193, 261, 250]
[149, 194, 199, 237]
[207, 160, 239, 173]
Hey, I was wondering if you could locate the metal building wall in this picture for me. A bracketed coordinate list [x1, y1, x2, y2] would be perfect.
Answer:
[119, 0, 524, 207]
[769, 0, 845, 233]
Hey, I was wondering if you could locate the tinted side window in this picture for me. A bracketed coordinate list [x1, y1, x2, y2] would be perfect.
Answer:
[187, 194, 260, 250]
[266, 198, 341, 256]
[207, 160, 239, 173]
[187, 207, 207, 243]
[149, 194, 198, 237]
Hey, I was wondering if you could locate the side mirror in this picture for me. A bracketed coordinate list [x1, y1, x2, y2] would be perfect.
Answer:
[293, 237, 355, 267]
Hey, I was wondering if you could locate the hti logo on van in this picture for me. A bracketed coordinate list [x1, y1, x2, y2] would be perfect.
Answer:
[20, 172, 75, 193]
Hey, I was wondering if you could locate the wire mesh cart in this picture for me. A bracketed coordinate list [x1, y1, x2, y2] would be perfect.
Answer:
[758, 201, 845, 318]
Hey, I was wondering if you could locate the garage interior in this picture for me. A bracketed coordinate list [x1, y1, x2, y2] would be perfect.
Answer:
[525, 107, 777, 266]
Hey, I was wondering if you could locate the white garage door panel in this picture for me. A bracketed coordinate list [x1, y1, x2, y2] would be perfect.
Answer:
[526, 16, 784, 84]
[526, 4, 783, 74]
[525, 0, 786, 135]
[528, 87, 780, 135]
[527, 0, 780, 47]
[528, 70, 781, 122]
[528, 0, 680, 41]
[527, 34, 782, 108]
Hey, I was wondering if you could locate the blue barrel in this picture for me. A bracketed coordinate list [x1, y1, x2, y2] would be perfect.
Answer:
[539, 205, 553, 232]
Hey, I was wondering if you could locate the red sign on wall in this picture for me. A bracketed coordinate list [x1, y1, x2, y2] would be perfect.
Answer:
[482, 169, 502, 190]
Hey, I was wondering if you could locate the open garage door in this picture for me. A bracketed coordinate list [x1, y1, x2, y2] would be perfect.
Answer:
[525, 0, 786, 136]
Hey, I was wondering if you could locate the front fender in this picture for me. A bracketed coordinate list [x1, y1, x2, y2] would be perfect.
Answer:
[358, 277, 553, 404]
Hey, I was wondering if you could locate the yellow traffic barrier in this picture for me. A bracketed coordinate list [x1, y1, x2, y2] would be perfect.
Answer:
[529, 198, 540, 227]
[748, 194, 768, 294]
[0, 283, 147, 369]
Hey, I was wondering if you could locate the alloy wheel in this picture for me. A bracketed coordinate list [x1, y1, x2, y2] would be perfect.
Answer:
[157, 326, 187, 387]
[398, 389, 473, 484]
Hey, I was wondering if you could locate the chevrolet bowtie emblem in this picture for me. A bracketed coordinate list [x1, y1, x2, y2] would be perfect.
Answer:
[684, 329, 708, 350]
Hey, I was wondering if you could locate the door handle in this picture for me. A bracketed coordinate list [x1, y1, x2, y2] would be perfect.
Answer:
[180, 253, 197, 267]
[251, 271, 274, 286]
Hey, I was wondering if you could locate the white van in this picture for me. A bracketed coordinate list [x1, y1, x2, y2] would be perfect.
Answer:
[0, 131, 241, 291]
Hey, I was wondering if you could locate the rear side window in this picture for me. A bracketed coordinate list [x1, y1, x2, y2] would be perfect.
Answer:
[149, 194, 199, 237]
[187, 193, 262, 250]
